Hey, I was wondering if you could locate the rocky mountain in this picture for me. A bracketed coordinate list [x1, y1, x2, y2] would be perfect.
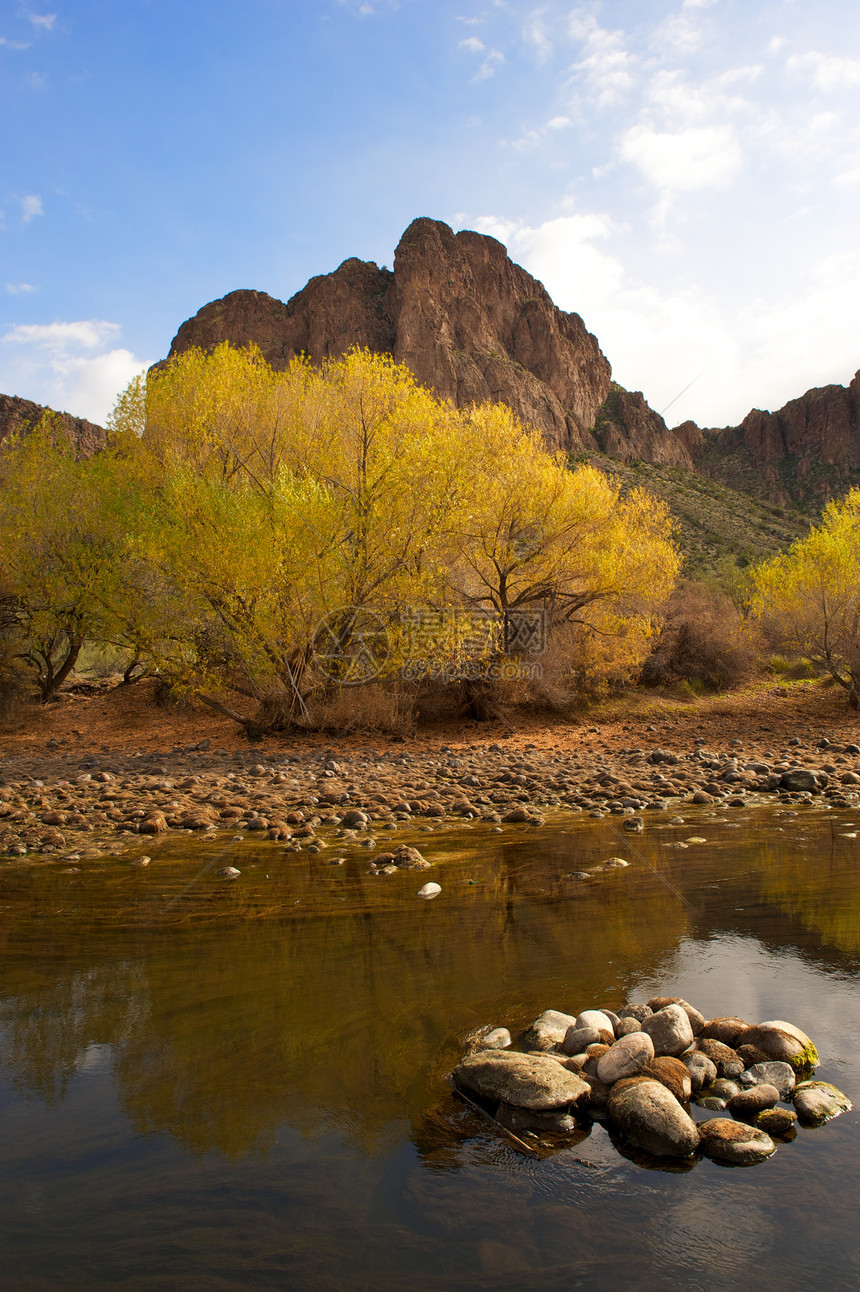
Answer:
[166, 217, 613, 453]
[681, 371, 860, 509]
[0, 393, 107, 457]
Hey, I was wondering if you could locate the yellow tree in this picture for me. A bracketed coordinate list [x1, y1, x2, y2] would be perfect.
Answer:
[0, 418, 141, 700]
[449, 403, 680, 687]
[750, 489, 860, 708]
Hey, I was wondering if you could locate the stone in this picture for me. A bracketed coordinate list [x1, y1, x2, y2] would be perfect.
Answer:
[683, 1052, 717, 1092]
[218, 866, 240, 879]
[754, 1107, 798, 1136]
[780, 769, 820, 792]
[793, 1081, 853, 1126]
[417, 882, 441, 898]
[395, 845, 431, 870]
[728, 1084, 781, 1118]
[340, 809, 368, 829]
[743, 1021, 819, 1072]
[696, 1037, 744, 1078]
[616, 1017, 642, 1037]
[700, 1017, 749, 1047]
[575, 1009, 616, 1035]
[646, 996, 706, 1035]
[618, 1003, 653, 1023]
[607, 1079, 699, 1157]
[708, 1078, 741, 1101]
[452, 1051, 591, 1111]
[519, 1009, 578, 1052]
[642, 1004, 694, 1057]
[596, 1032, 655, 1084]
[562, 1026, 602, 1056]
[646, 1056, 692, 1102]
[697, 1119, 776, 1165]
[698, 1096, 727, 1111]
[465, 1026, 512, 1052]
[738, 1061, 796, 1099]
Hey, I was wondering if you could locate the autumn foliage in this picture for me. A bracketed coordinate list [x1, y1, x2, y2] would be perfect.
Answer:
[0, 346, 681, 730]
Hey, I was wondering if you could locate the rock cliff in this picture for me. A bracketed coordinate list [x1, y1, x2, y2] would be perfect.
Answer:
[593, 384, 698, 468]
[683, 371, 860, 507]
[0, 393, 106, 457]
[165, 217, 612, 453]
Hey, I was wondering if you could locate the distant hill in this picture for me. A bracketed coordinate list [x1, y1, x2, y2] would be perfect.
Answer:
[0, 392, 106, 458]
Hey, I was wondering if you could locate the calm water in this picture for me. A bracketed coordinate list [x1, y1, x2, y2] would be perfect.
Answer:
[0, 807, 858, 1290]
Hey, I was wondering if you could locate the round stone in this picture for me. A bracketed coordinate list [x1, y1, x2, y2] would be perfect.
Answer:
[596, 1031, 655, 1084]
[698, 1119, 776, 1165]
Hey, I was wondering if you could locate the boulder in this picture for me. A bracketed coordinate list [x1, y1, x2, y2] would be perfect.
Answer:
[738, 1061, 796, 1099]
[646, 1056, 692, 1102]
[596, 1032, 655, 1084]
[607, 1078, 699, 1157]
[519, 1009, 577, 1052]
[793, 1081, 853, 1126]
[697, 1119, 776, 1165]
[642, 1004, 694, 1057]
[616, 1017, 643, 1037]
[618, 1003, 653, 1023]
[728, 1084, 781, 1118]
[700, 1017, 749, 1046]
[575, 1009, 616, 1035]
[696, 1037, 744, 1078]
[743, 1021, 819, 1072]
[452, 1051, 590, 1111]
[683, 1052, 717, 1093]
[780, 768, 820, 792]
[562, 1025, 602, 1056]
[646, 997, 705, 1035]
[754, 1107, 798, 1136]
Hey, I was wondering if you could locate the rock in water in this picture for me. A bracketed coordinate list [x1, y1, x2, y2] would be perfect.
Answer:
[452, 1051, 590, 1111]
[596, 1032, 655, 1084]
[728, 1084, 781, 1118]
[698, 1119, 776, 1165]
[754, 1107, 798, 1136]
[743, 1021, 819, 1072]
[738, 1061, 796, 1099]
[642, 1003, 694, 1057]
[519, 1009, 577, 1052]
[417, 882, 441, 899]
[793, 1081, 853, 1126]
[607, 1078, 699, 1157]
[218, 866, 240, 879]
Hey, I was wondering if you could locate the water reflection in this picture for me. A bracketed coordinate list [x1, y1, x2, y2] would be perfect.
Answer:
[0, 809, 856, 1288]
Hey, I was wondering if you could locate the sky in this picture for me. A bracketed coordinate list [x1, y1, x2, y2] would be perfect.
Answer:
[1, 0, 859, 429]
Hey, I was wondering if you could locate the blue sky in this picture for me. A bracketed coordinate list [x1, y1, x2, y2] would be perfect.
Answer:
[1, 0, 859, 428]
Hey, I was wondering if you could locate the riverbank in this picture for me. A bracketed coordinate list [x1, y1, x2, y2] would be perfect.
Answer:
[1, 677, 859, 862]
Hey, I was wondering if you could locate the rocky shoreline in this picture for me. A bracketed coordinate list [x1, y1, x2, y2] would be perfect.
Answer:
[1, 724, 860, 862]
[452, 1000, 852, 1166]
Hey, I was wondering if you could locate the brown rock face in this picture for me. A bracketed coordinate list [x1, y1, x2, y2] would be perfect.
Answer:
[0, 393, 106, 458]
[165, 217, 612, 452]
[682, 370, 860, 506]
[594, 384, 697, 468]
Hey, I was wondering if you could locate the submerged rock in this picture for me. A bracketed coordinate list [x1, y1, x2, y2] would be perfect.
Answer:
[520, 1009, 577, 1052]
[743, 1021, 819, 1072]
[738, 1061, 796, 1099]
[607, 1078, 699, 1157]
[452, 1051, 590, 1111]
[754, 1107, 798, 1136]
[793, 1081, 853, 1126]
[698, 1119, 776, 1165]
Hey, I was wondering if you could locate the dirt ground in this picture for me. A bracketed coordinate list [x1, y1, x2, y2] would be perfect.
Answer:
[1, 676, 858, 763]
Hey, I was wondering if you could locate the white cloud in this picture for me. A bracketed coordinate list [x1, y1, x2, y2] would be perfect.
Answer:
[0, 319, 150, 423]
[568, 13, 636, 107]
[787, 51, 860, 92]
[459, 36, 484, 53]
[523, 12, 553, 64]
[5, 282, 36, 294]
[29, 13, 56, 29]
[0, 36, 31, 49]
[20, 194, 43, 222]
[465, 212, 860, 429]
[620, 123, 742, 206]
